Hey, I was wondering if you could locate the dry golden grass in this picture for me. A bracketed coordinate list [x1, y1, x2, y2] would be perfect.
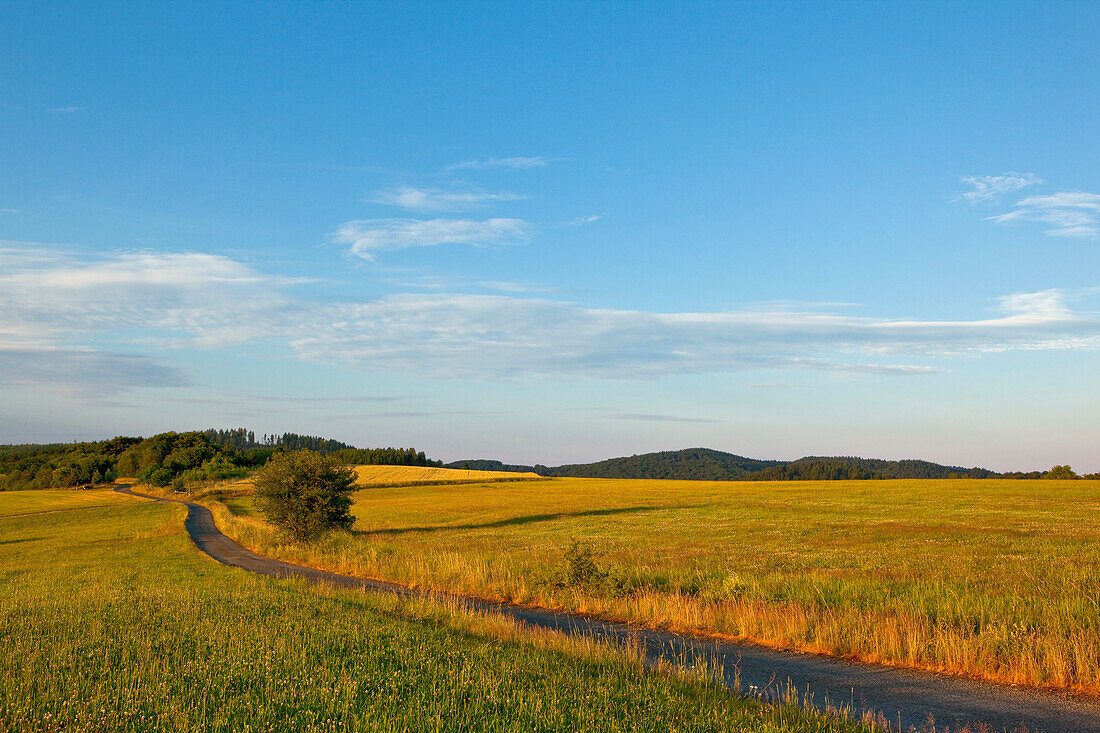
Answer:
[197, 476, 1100, 695]
[195, 465, 538, 496]
[3, 490, 867, 732]
[0, 488, 140, 517]
[352, 465, 541, 485]
[192, 465, 541, 518]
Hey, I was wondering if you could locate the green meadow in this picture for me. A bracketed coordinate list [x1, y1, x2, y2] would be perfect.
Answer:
[0, 490, 864, 732]
[210, 476, 1100, 694]
[0, 489, 138, 517]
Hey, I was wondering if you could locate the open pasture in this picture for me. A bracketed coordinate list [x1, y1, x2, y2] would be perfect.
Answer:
[0, 489, 864, 733]
[352, 465, 542, 485]
[203, 466, 541, 517]
[214, 477, 1100, 694]
[0, 488, 139, 518]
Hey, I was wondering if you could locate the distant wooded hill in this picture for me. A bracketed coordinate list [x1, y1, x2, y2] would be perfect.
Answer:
[446, 448, 1018, 481]
[449, 449, 778, 480]
[743, 456, 999, 480]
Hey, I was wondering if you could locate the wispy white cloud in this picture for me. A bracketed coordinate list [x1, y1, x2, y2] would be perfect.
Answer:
[565, 214, 603, 226]
[333, 218, 530, 260]
[25, 251, 272, 289]
[0, 209, 16, 216]
[953, 172, 1043, 203]
[291, 289, 1100, 379]
[988, 191, 1100, 238]
[49, 106, 85, 114]
[997, 290, 1072, 318]
[4, 248, 1098, 391]
[476, 280, 553, 294]
[0, 242, 75, 266]
[0, 248, 301, 347]
[445, 156, 561, 171]
[376, 271, 550, 295]
[0, 343, 189, 392]
[954, 174, 1100, 238]
[367, 185, 524, 212]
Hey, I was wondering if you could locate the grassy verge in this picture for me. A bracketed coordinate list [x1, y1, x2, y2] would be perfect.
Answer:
[198, 476, 1100, 695]
[0, 490, 867, 732]
[0, 488, 140, 517]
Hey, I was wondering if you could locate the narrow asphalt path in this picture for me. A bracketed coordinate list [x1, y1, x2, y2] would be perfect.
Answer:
[115, 484, 1100, 732]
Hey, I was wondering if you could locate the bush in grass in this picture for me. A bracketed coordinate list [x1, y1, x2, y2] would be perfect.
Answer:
[252, 450, 357, 542]
[563, 539, 607, 585]
[201, 455, 248, 480]
[137, 465, 174, 487]
[1041, 465, 1078, 479]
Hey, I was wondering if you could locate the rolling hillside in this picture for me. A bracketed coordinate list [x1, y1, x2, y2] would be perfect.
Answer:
[548, 448, 781, 480]
[447, 448, 781, 480]
[447, 448, 1004, 481]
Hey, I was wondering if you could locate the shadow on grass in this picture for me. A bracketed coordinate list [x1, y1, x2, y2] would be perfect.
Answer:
[0, 537, 43, 546]
[355, 505, 685, 536]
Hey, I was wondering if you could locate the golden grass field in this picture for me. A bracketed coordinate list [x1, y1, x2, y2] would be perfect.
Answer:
[203, 475, 1100, 695]
[351, 465, 541, 485]
[0, 487, 141, 517]
[0, 488, 869, 732]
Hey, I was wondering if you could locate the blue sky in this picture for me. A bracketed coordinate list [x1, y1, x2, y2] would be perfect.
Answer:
[2, 1, 1098, 471]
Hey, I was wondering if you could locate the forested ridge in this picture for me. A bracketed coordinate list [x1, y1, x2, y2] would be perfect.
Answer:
[446, 448, 779, 479]
[0, 429, 439, 491]
[548, 448, 781, 479]
[446, 459, 548, 473]
[742, 456, 997, 481]
[445, 448, 779, 479]
[447, 448, 1093, 481]
[202, 428, 440, 467]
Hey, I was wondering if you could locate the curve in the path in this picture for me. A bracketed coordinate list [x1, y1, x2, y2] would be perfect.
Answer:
[115, 484, 1100, 733]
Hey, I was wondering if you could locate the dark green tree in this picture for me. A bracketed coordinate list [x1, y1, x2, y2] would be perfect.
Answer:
[1042, 465, 1078, 479]
[252, 450, 357, 542]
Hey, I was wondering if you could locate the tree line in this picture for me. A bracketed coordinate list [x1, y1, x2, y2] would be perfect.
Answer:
[200, 428, 440, 466]
[202, 428, 354, 455]
[742, 456, 999, 481]
[0, 429, 440, 492]
[743, 458, 1098, 481]
[446, 449, 1098, 481]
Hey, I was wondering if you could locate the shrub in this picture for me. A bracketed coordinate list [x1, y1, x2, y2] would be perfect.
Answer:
[562, 539, 604, 586]
[137, 465, 174, 487]
[1042, 465, 1078, 480]
[252, 450, 357, 542]
[201, 455, 247, 480]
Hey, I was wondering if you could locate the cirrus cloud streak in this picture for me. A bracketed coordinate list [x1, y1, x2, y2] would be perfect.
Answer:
[332, 218, 530, 260]
[444, 156, 561, 171]
[368, 185, 525, 212]
[292, 291, 1099, 379]
[3, 247, 1098, 390]
[988, 192, 1100, 238]
[953, 173, 1042, 203]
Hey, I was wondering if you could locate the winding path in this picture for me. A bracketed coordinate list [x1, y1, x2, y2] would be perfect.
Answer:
[115, 484, 1100, 732]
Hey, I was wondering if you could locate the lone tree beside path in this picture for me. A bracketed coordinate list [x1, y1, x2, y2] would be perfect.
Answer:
[253, 450, 357, 542]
